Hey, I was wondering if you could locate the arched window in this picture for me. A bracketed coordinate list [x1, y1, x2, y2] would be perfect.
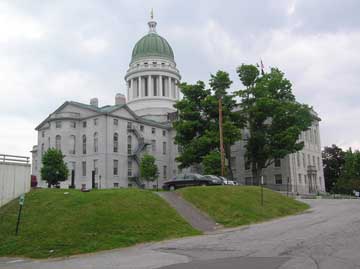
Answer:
[94, 132, 98, 153]
[69, 135, 76, 154]
[41, 143, 44, 156]
[127, 135, 132, 154]
[55, 135, 61, 151]
[82, 135, 87, 154]
[114, 133, 118, 153]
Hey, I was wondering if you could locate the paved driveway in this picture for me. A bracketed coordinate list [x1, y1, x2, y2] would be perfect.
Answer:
[1, 199, 360, 269]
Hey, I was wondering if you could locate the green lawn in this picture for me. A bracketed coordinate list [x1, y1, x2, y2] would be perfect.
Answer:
[0, 189, 200, 258]
[179, 186, 309, 227]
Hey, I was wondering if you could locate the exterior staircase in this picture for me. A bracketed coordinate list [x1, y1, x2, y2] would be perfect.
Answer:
[128, 126, 151, 188]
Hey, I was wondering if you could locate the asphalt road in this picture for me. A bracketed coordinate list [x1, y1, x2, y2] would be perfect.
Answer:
[1, 199, 360, 269]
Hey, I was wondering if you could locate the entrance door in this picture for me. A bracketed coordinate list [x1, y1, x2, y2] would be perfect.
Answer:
[70, 170, 75, 188]
[92, 170, 96, 189]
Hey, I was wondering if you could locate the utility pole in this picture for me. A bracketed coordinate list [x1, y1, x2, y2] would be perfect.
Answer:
[219, 97, 225, 177]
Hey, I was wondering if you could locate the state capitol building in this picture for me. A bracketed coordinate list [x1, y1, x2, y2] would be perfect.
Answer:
[31, 14, 325, 194]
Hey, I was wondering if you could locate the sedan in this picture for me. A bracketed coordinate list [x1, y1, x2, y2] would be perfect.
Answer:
[162, 173, 222, 191]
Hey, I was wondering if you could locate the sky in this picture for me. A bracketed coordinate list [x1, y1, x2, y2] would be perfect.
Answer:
[1, 0, 359, 157]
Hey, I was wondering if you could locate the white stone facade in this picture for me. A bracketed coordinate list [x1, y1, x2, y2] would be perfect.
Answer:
[231, 113, 325, 194]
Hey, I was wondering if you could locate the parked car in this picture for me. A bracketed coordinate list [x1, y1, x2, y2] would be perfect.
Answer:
[219, 176, 238, 186]
[162, 173, 222, 191]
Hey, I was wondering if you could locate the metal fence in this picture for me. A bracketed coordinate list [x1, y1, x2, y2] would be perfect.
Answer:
[0, 154, 30, 164]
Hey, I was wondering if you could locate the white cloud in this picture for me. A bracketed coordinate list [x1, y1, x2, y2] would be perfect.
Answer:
[0, 3, 46, 43]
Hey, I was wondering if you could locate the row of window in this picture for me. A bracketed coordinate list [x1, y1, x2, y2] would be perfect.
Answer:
[41, 133, 167, 156]
[244, 158, 282, 170]
[45, 120, 167, 136]
[296, 152, 321, 170]
[79, 159, 168, 180]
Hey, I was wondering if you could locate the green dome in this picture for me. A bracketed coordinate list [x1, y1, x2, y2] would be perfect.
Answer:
[131, 33, 174, 63]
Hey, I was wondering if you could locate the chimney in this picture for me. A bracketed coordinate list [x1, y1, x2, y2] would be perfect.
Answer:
[90, 98, 99, 107]
[115, 93, 126, 105]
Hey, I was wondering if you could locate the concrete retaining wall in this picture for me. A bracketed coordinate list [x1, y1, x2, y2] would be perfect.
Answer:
[0, 162, 31, 207]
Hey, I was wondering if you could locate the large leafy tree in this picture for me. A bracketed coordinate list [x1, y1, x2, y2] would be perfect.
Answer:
[173, 71, 243, 177]
[140, 154, 158, 187]
[41, 148, 69, 187]
[202, 150, 222, 176]
[322, 144, 345, 191]
[236, 64, 313, 184]
[333, 148, 360, 194]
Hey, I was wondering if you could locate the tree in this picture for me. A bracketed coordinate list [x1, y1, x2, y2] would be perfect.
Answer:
[173, 71, 243, 177]
[140, 154, 158, 187]
[333, 148, 360, 194]
[202, 150, 222, 176]
[322, 144, 345, 192]
[236, 64, 313, 184]
[40, 148, 69, 187]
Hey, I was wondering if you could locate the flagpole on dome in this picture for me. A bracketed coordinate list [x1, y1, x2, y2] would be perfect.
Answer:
[148, 8, 157, 33]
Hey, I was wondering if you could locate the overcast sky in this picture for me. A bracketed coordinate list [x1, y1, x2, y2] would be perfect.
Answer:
[1, 0, 359, 157]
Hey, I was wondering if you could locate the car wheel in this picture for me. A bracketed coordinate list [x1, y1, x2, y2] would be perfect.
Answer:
[169, 185, 176, 191]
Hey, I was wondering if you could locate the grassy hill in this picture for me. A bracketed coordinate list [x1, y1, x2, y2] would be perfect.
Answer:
[0, 189, 200, 258]
[179, 186, 309, 227]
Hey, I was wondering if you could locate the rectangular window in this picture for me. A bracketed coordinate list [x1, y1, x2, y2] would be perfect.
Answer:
[93, 160, 98, 175]
[94, 118, 98, 126]
[151, 140, 156, 152]
[297, 152, 300, 167]
[162, 130, 166, 136]
[152, 127, 156, 134]
[163, 142, 167, 155]
[308, 154, 311, 165]
[275, 174, 282, 185]
[56, 121, 62, 128]
[140, 125, 144, 132]
[163, 165, 167, 179]
[71, 121, 76, 128]
[245, 158, 251, 170]
[113, 119, 118, 126]
[114, 183, 119, 188]
[313, 156, 316, 166]
[274, 158, 281, 167]
[128, 160, 132, 177]
[41, 131, 45, 138]
[127, 122, 132, 130]
[113, 160, 118, 176]
[317, 157, 321, 170]
[302, 153, 306, 168]
[82, 161, 86, 177]
[83, 121, 87, 128]
[304, 175, 307, 184]
[298, 174, 302, 184]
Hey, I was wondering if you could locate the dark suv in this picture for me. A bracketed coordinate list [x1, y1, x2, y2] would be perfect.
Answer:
[162, 173, 222, 191]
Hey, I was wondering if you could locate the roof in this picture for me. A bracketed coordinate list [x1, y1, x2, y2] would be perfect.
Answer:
[35, 101, 171, 130]
[131, 33, 174, 63]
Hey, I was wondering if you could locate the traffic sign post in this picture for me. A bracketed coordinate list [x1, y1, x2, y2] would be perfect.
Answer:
[15, 194, 25, 236]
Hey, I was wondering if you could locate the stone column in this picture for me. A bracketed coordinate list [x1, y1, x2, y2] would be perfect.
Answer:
[159, 75, 163, 96]
[138, 76, 142, 97]
[168, 77, 172, 98]
[149, 75, 153, 97]
[131, 78, 135, 99]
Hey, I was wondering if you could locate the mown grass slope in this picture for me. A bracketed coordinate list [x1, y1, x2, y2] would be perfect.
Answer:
[0, 189, 200, 258]
[179, 186, 309, 227]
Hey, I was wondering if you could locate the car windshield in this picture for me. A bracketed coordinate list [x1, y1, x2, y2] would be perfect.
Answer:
[205, 175, 219, 180]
